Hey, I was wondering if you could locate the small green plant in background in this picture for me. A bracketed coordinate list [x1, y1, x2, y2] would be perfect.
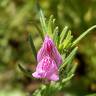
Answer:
[18, 10, 96, 96]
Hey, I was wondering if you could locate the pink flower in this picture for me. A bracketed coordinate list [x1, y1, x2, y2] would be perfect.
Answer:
[37, 36, 62, 66]
[32, 35, 62, 81]
[32, 56, 59, 81]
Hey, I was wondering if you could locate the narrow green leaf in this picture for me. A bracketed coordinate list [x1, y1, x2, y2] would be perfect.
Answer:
[52, 19, 56, 29]
[68, 62, 78, 76]
[59, 47, 78, 71]
[28, 33, 37, 61]
[72, 25, 96, 47]
[51, 18, 56, 34]
[64, 55, 75, 76]
[60, 26, 69, 43]
[61, 54, 66, 62]
[18, 64, 32, 78]
[63, 30, 73, 48]
[47, 15, 53, 37]
[28, 21, 44, 40]
[40, 10, 47, 35]
[62, 74, 74, 83]
[53, 26, 59, 46]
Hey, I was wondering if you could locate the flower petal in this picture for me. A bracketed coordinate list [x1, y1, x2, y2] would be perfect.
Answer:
[37, 35, 62, 66]
[32, 72, 40, 78]
[49, 73, 59, 81]
[33, 56, 59, 81]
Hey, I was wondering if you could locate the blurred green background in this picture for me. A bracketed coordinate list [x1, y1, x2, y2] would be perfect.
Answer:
[0, 0, 96, 96]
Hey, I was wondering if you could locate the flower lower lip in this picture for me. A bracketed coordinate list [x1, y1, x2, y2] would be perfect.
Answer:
[32, 56, 59, 81]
